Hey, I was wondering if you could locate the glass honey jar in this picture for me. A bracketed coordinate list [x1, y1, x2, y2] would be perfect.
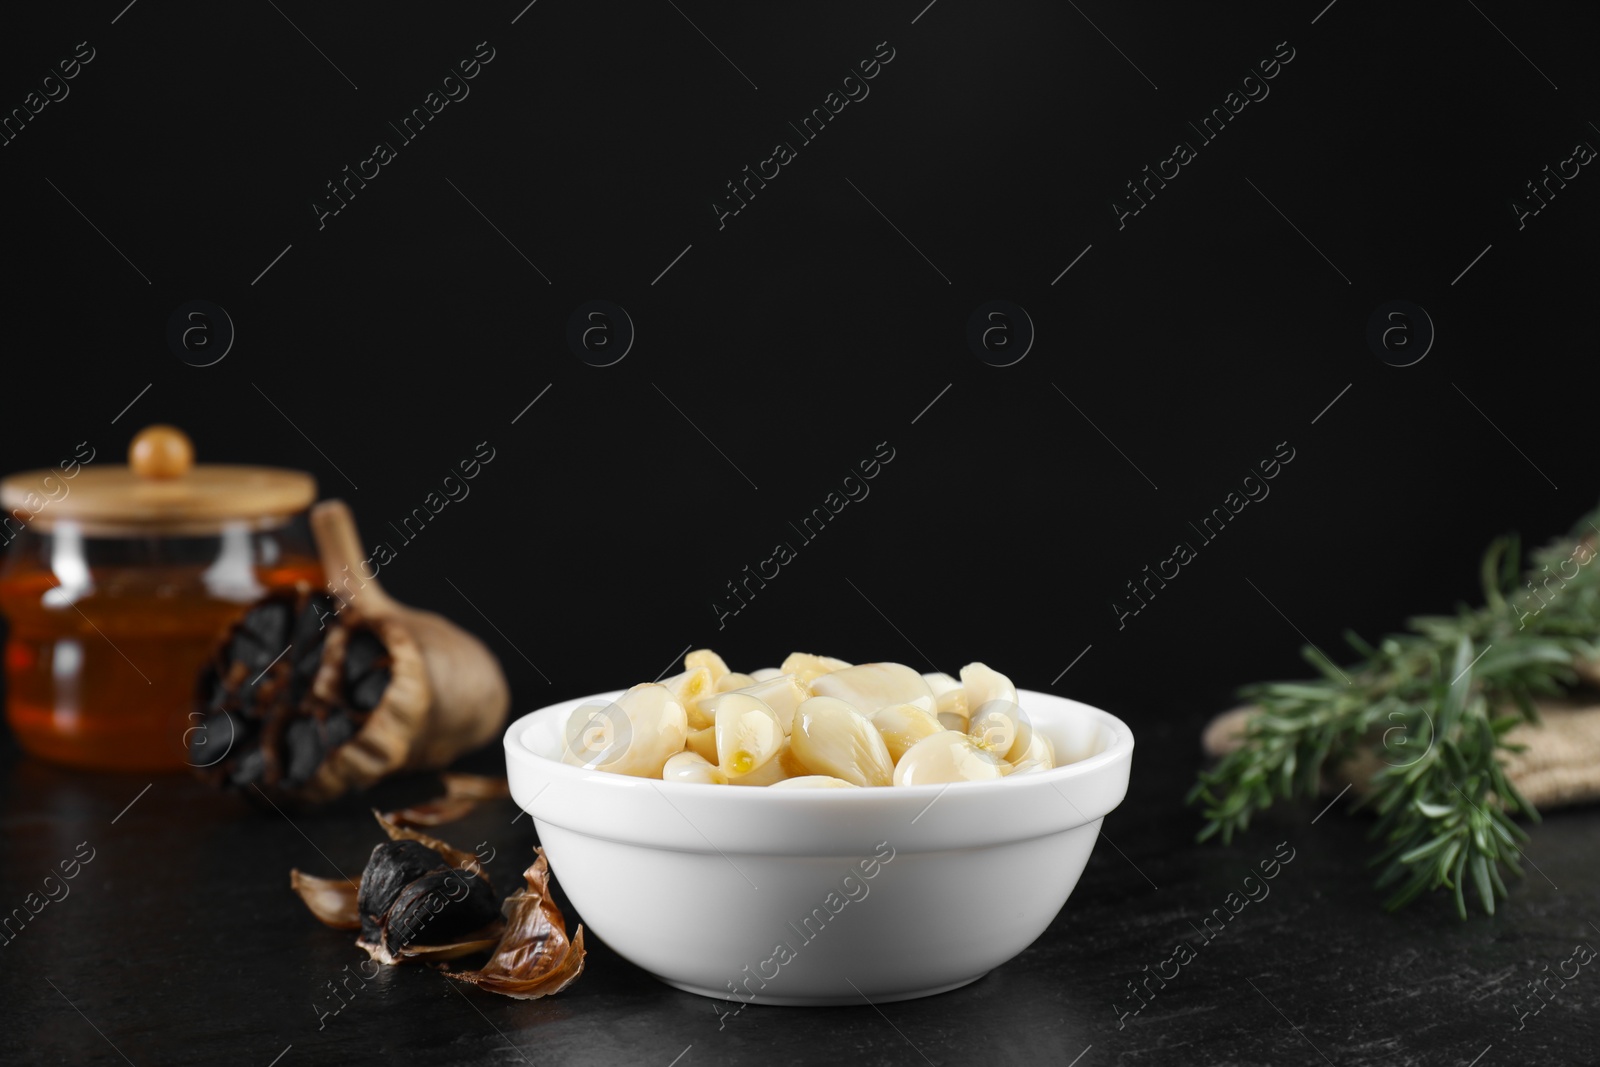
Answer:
[0, 426, 323, 771]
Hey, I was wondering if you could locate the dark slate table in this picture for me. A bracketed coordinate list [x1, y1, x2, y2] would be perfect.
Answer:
[4, 699, 1596, 1067]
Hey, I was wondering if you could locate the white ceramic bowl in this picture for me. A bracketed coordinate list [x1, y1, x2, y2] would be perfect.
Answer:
[504, 688, 1133, 1006]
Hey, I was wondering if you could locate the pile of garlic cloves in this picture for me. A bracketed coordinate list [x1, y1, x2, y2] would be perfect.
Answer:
[562, 652, 1056, 787]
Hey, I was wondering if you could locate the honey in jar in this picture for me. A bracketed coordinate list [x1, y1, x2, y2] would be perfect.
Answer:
[0, 426, 323, 771]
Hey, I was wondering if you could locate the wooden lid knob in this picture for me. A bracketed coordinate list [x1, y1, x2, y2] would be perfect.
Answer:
[129, 425, 195, 480]
[1, 425, 315, 532]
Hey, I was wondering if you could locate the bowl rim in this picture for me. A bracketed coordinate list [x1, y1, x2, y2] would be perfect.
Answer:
[503, 686, 1134, 800]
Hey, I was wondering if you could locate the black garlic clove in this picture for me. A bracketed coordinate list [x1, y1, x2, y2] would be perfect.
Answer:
[356, 840, 449, 944]
[190, 587, 396, 804]
[382, 868, 501, 955]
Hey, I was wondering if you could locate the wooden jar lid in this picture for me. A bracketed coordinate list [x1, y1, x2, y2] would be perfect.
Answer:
[0, 426, 316, 534]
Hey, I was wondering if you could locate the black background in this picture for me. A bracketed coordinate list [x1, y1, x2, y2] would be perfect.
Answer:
[3, 2, 1599, 1065]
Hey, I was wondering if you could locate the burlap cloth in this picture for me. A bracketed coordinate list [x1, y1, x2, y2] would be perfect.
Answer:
[1203, 691, 1600, 809]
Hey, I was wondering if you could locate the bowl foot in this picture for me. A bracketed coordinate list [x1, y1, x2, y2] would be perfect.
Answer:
[658, 973, 987, 1007]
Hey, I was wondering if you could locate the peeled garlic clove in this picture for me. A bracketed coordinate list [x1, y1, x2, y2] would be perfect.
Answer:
[716, 671, 757, 692]
[663, 751, 727, 784]
[893, 731, 1006, 786]
[661, 667, 716, 728]
[780, 652, 852, 685]
[729, 674, 809, 735]
[810, 662, 936, 717]
[727, 743, 798, 786]
[921, 671, 961, 697]
[750, 667, 782, 681]
[1003, 759, 1049, 776]
[937, 686, 970, 723]
[968, 703, 1020, 757]
[770, 775, 858, 789]
[1009, 725, 1054, 767]
[937, 712, 968, 732]
[778, 744, 809, 778]
[790, 696, 894, 787]
[611, 683, 690, 778]
[960, 662, 1017, 711]
[685, 725, 718, 764]
[710, 693, 786, 778]
[562, 683, 687, 778]
[872, 702, 945, 763]
[684, 649, 730, 684]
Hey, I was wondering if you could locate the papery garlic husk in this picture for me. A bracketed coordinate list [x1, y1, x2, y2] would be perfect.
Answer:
[561, 683, 688, 778]
[780, 652, 852, 685]
[388, 773, 511, 828]
[684, 648, 731, 684]
[661, 667, 715, 729]
[872, 702, 945, 763]
[442, 848, 586, 1000]
[790, 696, 894, 786]
[810, 662, 937, 717]
[770, 775, 859, 789]
[290, 869, 361, 928]
[893, 730, 1007, 786]
[709, 693, 786, 778]
[663, 751, 728, 784]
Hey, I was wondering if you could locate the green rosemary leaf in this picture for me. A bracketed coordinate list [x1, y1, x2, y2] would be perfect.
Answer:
[1190, 507, 1600, 916]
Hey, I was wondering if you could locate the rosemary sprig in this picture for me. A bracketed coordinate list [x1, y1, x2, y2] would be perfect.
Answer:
[1189, 510, 1600, 917]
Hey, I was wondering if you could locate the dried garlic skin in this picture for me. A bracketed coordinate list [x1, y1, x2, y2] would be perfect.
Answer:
[443, 848, 585, 1000]
[770, 775, 859, 789]
[684, 649, 730, 684]
[811, 662, 937, 717]
[872, 702, 945, 763]
[790, 696, 895, 787]
[780, 652, 852, 685]
[291, 869, 361, 929]
[893, 731, 1007, 786]
[562, 683, 688, 778]
[663, 751, 728, 784]
[710, 693, 786, 778]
